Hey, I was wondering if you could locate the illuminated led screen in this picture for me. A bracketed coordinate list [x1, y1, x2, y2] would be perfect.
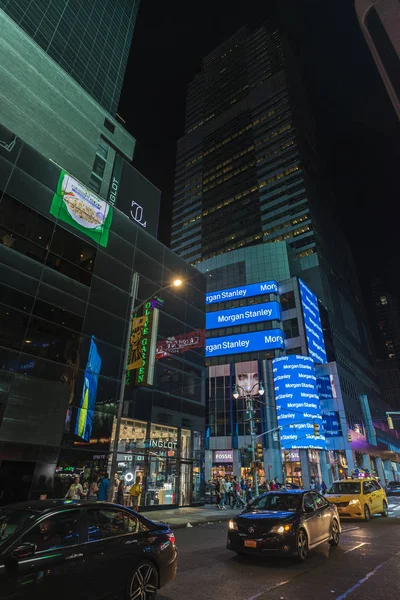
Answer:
[206, 329, 284, 358]
[206, 301, 280, 330]
[299, 279, 327, 364]
[206, 280, 278, 305]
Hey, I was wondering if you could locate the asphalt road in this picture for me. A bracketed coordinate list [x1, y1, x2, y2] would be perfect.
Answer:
[159, 502, 400, 600]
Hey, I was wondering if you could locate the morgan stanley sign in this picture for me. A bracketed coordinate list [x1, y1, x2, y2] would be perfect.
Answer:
[206, 329, 284, 358]
[299, 279, 327, 364]
[206, 280, 278, 305]
[206, 301, 281, 330]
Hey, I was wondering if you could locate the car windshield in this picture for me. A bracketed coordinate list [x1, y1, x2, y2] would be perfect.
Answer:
[327, 482, 361, 494]
[0, 509, 37, 547]
[250, 493, 301, 512]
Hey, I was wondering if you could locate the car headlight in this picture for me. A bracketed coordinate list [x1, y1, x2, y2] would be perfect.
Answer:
[270, 523, 293, 534]
[228, 520, 238, 531]
[349, 499, 359, 505]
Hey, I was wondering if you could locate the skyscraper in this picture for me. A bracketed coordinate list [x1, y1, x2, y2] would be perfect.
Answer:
[0, 0, 140, 115]
[355, 0, 400, 120]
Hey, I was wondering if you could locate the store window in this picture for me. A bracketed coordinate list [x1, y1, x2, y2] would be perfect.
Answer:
[145, 457, 177, 506]
[111, 418, 147, 455]
[149, 423, 178, 458]
[192, 462, 202, 503]
[282, 449, 302, 487]
[181, 429, 192, 459]
[280, 291, 296, 311]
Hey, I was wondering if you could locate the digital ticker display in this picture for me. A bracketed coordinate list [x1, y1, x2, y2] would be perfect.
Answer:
[206, 301, 281, 330]
[273, 355, 326, 450]
[299, 279, 327, 364]
[206, 280, 278, 305]
[206, 329, 284, 357]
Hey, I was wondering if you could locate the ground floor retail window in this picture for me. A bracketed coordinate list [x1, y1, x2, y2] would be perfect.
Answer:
[145, 457, 178, 506]
[212, 463, 233, 480]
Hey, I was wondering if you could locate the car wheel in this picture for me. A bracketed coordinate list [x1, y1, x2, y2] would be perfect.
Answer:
[127, 561, 158, 600]
[381, 500, 389, 517]
[364, 504, 371, 522]
[329, 519, 340, 546]
[296, 528, 309, 562]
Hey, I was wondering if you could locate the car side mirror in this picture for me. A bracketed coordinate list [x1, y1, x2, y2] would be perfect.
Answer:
[11, 542, 37, 560]
[304, 505, 314, 514]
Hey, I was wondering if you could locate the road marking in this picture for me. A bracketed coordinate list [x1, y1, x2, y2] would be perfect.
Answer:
[341, 526, 360, 533]
[247, 580, 290, 600]
[343, 542, 367, 554]
[335, 551, 400, 599]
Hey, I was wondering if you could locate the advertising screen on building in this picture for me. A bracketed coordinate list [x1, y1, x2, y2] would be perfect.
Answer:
[110, 159, 160, 238]
[75, 337, 102, 442]
[206, 329, 284, 357]
[206, 280, 278, 305]
[235, 360, 260, 397]
[273, 355, 326, 450]
[322, 411, 342, 437]
[50, 170, 113, 247]
[206, 301, 280, 330]
[299, 279, 327, 364]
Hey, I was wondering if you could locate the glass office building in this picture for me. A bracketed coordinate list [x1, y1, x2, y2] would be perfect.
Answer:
[0, 123, 206, 508]
[0, 0, 140, 115]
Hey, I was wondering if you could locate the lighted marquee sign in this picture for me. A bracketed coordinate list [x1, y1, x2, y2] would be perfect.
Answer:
[206, 329, 284, 358]
[156, 329, 205, 359]
[206, 280, 278, 305]
[273, 355, 326, 450]
[299, 279, 327, 364]
[206, 301, 280, 330]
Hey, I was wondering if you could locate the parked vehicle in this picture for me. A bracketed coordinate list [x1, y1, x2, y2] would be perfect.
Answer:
[0, 500, 177, 599]
[227, 490, 340, 562]
[325, 478, 388, 520]
[386, 481, 400, 496]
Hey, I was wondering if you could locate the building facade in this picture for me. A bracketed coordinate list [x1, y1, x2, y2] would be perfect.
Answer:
[0, 0, 140, 115]
[0, 123, 206, 507]
[355, 0, 400, 120]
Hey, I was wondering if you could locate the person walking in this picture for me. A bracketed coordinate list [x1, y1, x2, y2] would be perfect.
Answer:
[129, 476, 142, 511]
[220, 477, 227, 509]
[88, 476, 99, 501]
[274, 476, 282, 490]
[246, 479, 253, 503]
[97, 473, 110, 501]
[215, 478, 221, 508]
[240, 477, 247, 500]
[116, 479, 125, 505]
[321, 480, 327, 495]
[225, 478, 233, 508]
[65, 476, 83, 500]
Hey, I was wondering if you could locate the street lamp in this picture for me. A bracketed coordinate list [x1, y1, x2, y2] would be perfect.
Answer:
[233, 381, 265, 498]
[108, 276, 185, 500]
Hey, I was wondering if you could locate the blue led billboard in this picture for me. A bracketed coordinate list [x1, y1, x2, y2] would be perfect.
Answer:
[322, 411, 342, 437]
[273, 355, 326, 450]
[206, 280, 278, 305]
[75, 337, 102, 442]
[299, 279, 327, 364]
[206, 329, 284, 357]
[206, 301, 281, 330]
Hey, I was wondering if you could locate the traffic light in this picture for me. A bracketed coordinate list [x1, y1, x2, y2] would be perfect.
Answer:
[387, 415, 394, 430]
[347, 432, 352, 442]
[313, 422, 320, 437]
[255, 443, 263, 460]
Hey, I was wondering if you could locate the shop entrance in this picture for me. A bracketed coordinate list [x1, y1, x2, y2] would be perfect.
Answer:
[179, 463, 191, 506]
[0, 460, 35, 505]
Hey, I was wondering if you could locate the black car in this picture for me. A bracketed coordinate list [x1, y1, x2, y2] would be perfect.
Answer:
[227, 490, 341, 562]
[0, 500, 177, 599]
[386, 481, 400, 496]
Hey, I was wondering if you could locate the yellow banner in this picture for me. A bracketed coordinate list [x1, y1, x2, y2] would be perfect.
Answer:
[127, 315, 147, 371]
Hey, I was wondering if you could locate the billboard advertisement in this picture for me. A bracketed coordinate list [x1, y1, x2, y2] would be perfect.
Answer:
[206, 280, 278, 305]
[126, 315, 148, 371]
[322, 411, 342, 437]
[75, 337, 102, 442]
[50, 171, 113, 247]
[206, 301, 280, 330]
[235, 361, 260, 397]
[110, 159, 160, 238]
[206, 329, 284, 357]
[273, 355, 326, 450]
[156, 329, 205, 359]
[299, 279, 327, 364]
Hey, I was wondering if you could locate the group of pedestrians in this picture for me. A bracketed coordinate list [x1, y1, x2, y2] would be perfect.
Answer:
[64, 473, 142, 509]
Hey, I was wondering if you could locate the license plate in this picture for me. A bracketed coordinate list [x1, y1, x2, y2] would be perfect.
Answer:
[244, 539, 257, 548]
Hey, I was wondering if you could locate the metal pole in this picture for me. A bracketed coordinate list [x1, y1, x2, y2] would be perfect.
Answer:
[108, 272, 139, 501]
[248, 395, 259, 498]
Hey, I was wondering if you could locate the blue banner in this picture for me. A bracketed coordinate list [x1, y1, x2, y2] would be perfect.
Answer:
[299, 279, 327, 364]
[206, 301, 281, 330]
[206, 329, 284, 357]
[322, 411, 342, 437]
[206, 280, 278, 305]
[75, 337, 102, 442]
[273, 355, 326, 450]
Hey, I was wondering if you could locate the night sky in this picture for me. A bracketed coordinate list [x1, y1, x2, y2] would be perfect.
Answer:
[118, 0, 400, 305]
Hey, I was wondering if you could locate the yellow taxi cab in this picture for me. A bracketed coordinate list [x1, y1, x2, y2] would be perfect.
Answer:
[325, 478, 388, 521]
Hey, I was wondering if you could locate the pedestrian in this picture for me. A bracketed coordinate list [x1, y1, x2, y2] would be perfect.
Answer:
[97, 472, 110, 501]
[129, 475, 142, 511]
[240, 477, 246, 499]
[310, 478, 316, 491]
[220, 477, 227, 509]
[116, 479, 125, 505]
[232, 476, 241, 507]
[246, 479, 253, 503]
[215, 478, 221, 507]
[274, 476, 282, 490]
[88, 475, 99, 501]
[65, 476, 83, 500]
[270, 480, 277, 491]
[225, 478, 233, 508]
[321, 480, 327, 495]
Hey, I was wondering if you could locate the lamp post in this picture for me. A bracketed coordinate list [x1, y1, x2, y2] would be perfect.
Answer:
[108, 276, 184, 500]
[233, 382, 265, 498]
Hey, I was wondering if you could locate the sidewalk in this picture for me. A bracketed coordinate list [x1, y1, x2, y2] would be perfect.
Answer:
[141, 503, 238, 529]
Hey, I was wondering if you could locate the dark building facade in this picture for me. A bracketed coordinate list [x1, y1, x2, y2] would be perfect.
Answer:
[0, 0, 140, 115]
[0, 123, 206, 508]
